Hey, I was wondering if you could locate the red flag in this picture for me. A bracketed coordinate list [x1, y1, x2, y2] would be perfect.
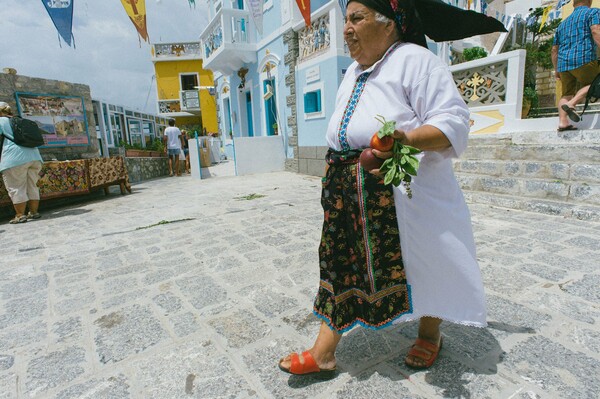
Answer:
[295, 0, 311, 27]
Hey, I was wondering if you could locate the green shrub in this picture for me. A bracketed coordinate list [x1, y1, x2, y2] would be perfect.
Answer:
[463, 47, 487, 61]
[523, 86, 539, 109]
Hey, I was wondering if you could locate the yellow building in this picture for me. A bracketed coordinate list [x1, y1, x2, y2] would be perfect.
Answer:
[151, 42, 218, 136]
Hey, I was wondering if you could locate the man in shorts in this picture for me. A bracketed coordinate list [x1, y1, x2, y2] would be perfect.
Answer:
[552, 0, 600, 131]
[163, 119, 184, 176]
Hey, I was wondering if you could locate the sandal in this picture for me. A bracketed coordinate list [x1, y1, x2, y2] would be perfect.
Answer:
[9, 215, 27, 224]
[561, 104, 581, 122]
[557, 125, 578, 132]
[405, 336, 443, 369]
[26, 212, 41, 220]
[278, 351, 336, 378]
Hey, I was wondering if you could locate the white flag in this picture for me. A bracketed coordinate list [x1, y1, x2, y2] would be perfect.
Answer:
[245, 0, 263, 35]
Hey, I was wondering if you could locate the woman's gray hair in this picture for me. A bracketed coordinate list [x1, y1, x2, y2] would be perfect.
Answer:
[0, 102, 12, 116]
[374, 11, 392, 24]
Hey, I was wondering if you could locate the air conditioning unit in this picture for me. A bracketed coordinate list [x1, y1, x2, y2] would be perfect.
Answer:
[263, 84, 273, 100]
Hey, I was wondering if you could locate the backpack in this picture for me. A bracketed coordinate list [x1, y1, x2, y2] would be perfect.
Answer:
[581, 73, 600, 116]
[5, 116, 45, 148]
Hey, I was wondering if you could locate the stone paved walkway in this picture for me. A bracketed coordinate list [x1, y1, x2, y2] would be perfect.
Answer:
[1, 168, 599, 398]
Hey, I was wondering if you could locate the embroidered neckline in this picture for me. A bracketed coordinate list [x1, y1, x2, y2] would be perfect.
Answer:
[337, 41, 402, 151]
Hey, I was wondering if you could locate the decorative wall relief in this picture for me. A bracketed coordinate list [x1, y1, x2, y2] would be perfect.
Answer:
[298, 14, 330, 62]
[453, 61, 508, 106]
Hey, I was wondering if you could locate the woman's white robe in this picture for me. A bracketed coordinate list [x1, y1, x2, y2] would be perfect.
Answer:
[326, 42, 487, 327]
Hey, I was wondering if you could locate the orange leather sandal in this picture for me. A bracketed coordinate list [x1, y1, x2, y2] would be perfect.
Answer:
[405, 336, 443, 369]
[278, 351, 336, 378]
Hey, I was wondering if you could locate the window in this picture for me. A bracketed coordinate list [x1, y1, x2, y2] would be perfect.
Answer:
[180, 74, 198, 91]
[304, 90, 321, 114]
[303, 83, 325, 119]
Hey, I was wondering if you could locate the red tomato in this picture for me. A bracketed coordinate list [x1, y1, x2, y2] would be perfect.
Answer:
[370, 133, 394, 151]
[359, 148, 384, 171]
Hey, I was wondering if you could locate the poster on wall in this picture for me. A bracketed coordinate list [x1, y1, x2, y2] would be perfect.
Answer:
[14, 92, 90, 147]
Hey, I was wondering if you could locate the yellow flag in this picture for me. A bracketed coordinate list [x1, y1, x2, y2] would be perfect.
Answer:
[539, 5, 552, 32]
[120, 0, 149, 42]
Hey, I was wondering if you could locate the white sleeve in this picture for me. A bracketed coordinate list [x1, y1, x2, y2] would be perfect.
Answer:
[409, 66, 470, 158]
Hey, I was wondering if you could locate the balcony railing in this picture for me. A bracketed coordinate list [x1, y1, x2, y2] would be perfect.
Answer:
[199, 8, 257, 75]
[152, 42, 202, 61]
[158, 100, 181, 114]
[180, 90, 200, 111]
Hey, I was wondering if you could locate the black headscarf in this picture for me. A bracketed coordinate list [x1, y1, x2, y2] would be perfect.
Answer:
[347, 0, 507, 48]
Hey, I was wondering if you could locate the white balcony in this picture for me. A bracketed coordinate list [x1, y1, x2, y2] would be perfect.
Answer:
[151, 42, 202, 62]
[180, 90, 200, 111]
[199, 8, 257, 75]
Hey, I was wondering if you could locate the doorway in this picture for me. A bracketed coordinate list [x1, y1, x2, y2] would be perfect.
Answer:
[223, 97, 233, 137]
[245, 92, 254, 137]
[263, 78, 277, 136]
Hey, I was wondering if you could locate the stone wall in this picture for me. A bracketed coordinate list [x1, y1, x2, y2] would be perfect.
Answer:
[283, 29, 300, 173]
[0, 71, 99, 160]
[125, 157, 170, 183]
[298, 146, 328, 177]
[536, 67, 557, 108]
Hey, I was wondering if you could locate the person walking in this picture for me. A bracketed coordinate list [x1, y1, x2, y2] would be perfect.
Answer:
[552, 0, 600, 131]
[277, 0, 505, 376]
[163, 119, 184, 176]
[0, 102, 44, 224]
[182, 130, 191, 174]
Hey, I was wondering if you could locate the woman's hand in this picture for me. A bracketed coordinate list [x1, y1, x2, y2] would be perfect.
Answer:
[369, 129, 408, 176]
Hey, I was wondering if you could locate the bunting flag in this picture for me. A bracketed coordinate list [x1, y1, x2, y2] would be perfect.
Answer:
[120, 0, 149, 42]
[41, 0, 75, 47]
[338, 0, 349, 15]
[539, 5, 552, 32]
[295, 0, 311, 27]
[556, 0, 571, 10]
[245, 0, 264, 35]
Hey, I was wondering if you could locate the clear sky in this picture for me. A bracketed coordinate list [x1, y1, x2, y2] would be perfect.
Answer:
[0, 0, 209, 114]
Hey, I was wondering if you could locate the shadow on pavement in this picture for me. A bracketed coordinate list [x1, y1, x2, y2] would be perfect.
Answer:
[284, 321, 518, 398]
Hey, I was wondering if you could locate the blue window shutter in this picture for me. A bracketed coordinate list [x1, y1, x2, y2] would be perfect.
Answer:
[315, 89, 322, 112]
[304, 90, 321, 114]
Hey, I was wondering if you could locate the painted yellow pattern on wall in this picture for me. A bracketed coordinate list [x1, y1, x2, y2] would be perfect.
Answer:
[470, 110, 504, 134]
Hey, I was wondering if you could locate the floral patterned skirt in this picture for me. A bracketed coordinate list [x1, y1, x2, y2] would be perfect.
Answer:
[313, 149, 413, 332]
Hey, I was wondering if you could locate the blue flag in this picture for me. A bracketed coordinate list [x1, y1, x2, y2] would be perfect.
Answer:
[338, 0, 348, 16]
[556, 0, 570, 10]
[41, 0, 74, 47]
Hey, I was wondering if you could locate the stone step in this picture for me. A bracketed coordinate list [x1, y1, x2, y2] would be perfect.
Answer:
[455, 173, 600, 207]
[462, 189, 600, 221]
[457, 130, 600, 220]
[461, 143, 600, 163]
[530, 102, 600, 118]
[467, 130, 600, 146]
[453, 159, 600, 183]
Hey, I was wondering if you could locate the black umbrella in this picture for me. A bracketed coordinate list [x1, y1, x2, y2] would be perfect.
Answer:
[416, 0, 507, 43]
[344, 0, 508, 47]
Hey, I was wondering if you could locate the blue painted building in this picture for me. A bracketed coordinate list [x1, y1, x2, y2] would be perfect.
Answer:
[199, 0, 505, 175]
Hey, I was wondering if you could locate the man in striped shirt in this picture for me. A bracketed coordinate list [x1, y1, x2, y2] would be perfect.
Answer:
[552, 0, 600, 131]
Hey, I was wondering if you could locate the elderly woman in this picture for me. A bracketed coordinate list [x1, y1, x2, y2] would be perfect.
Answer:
[0, 102, 44, 224]
[279, 0, 496, 376]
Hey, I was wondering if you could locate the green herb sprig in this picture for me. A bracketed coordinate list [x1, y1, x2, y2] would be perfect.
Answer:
[374, 115, 422, 198]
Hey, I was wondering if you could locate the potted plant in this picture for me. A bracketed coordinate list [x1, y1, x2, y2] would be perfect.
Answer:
[511, 7, 561, 116]
[272, 123, 278, 135]
[522, 86, 539, 118]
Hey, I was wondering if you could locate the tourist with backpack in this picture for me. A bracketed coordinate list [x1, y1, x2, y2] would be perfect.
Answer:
[0, 101, 44, 224]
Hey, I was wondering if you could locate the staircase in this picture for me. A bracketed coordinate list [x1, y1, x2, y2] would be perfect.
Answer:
[529, 102, 600, 119]
[455, 129, 600, 221]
